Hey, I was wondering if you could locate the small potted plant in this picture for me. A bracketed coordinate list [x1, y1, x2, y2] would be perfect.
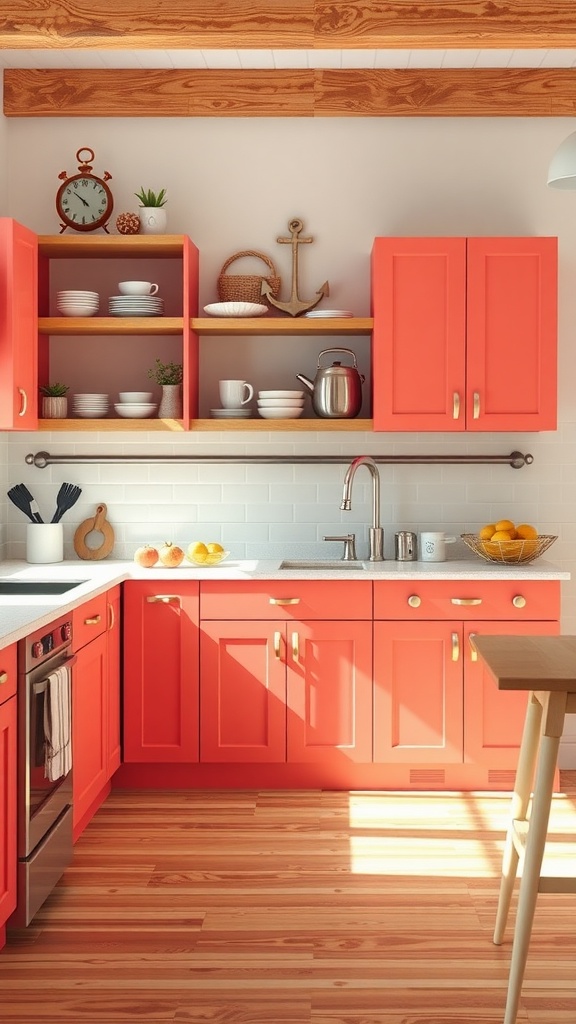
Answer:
[40, 382, 69, 419]
[148, 358, 183, 418]
[135, 186, 168, 234]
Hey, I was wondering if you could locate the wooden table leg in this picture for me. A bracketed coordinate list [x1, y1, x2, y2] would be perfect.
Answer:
[502, 691, 567, 1024]
[494, 692, 542, 946]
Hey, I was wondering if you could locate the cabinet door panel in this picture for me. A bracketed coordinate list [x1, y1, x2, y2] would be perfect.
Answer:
[374, 621, 463, 763]
[106, 586, 121, 777]
[73, 632, 107, 829]
[287, 620, 373, 764]
[123, 581, 199, 763]
[0, 696, 17, 925]
[371, 237, 466, 432]
[200, 621, 286, 763]
[0, 219, 38, 431]
[464, 620, 559, 767]
[466, 237, 557, 431]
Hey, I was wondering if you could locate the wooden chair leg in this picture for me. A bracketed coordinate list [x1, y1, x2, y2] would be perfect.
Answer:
[493, 693, 542, 946]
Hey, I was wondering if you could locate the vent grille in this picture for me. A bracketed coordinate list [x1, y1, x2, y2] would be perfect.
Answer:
[488, 770, 516, 787]
[409, 769, 446, 786]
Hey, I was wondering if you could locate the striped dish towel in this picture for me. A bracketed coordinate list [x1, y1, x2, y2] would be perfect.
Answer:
[43, 665, 72, 781]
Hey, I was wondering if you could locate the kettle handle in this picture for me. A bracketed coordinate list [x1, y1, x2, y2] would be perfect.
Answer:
[317, 347, 358, 368]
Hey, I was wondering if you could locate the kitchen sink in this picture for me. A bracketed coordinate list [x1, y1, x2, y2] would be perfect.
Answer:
[279, 560, 367, 571]
[0, 579, 88, 595]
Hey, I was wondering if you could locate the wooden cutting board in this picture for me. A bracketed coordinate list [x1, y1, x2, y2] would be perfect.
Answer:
[74, 502, 115, 560]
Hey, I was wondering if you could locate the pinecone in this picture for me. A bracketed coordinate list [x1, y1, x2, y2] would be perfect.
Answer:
[116, 212, 141, 235]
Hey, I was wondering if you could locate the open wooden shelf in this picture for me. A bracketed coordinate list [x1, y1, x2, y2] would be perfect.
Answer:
[39, 317, 184, 335]
[38, 417, 374, 432]
[191, 316, 373, 335]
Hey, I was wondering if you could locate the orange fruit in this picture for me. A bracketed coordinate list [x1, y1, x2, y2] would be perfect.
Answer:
[478, 524, 496, 540]
[495, 519, 515, 533]
[491, 530, 514, 542]
[516, 523, 538, 540]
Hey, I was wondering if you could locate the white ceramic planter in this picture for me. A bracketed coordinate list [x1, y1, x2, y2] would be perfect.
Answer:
[139, 207, 167, 234]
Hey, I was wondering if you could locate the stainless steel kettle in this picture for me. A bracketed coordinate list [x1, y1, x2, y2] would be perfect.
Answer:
[296, 348, 365, 418]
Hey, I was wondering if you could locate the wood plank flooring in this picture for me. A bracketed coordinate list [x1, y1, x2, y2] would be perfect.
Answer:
[2, 776, 576, 1023]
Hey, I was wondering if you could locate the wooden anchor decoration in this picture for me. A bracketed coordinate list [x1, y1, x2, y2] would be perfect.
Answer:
[261, 218, 329, 316]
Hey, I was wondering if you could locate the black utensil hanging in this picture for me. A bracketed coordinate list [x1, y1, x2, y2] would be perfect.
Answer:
[7, 483, 43, 523]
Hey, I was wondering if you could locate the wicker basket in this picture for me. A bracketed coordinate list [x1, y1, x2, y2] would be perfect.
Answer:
[217, 250, 281, 305]
[461, 533, 557, 565]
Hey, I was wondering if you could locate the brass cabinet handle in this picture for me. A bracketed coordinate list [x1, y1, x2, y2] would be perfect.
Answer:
[468, 632, 478, 662]
[451, 631, 460, 662]
[84, 614, 102, 625]
[108, 601, 115, 629]
[451, 597, 482, 606]
[146, 595, 180, 604]
[18, 387, 27, 417]
[291, 631, 299, 660]
[512, 594, 527, 609]
[452, 392, 460, 420]
[273, 630, 282, 660]
[473, 392, 480, 419]
[0, 671, 7, 685]
[407, 594, 421, 608]
[269, 597, 300, 605]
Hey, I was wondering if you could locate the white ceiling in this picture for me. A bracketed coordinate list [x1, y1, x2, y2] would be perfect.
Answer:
[1, 48, 576, 70]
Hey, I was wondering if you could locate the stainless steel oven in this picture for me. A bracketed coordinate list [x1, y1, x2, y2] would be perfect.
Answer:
[9, 614, 76, 927]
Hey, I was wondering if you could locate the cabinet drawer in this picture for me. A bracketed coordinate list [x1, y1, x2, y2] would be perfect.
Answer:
[374, 579, 560, 621]
[0, 643, 17, 702]
[200, 580, 373, 620]
[73, 592, 108, 651]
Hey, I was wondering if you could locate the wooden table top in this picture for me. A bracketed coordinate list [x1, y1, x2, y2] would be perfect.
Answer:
[472, 634, 576, 692]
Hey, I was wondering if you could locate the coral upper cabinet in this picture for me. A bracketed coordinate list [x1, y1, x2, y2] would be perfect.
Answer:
[371, 236, 557, 432]
[0, 219, 38, 430]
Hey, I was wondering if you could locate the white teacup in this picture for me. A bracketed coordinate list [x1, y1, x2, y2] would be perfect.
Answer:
[420, 531, 457, 562]
[118, 281, 159, 296]
[219, 379, 254, 409]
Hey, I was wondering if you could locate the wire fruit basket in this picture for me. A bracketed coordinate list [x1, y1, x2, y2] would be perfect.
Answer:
[460, 533, 557, 565]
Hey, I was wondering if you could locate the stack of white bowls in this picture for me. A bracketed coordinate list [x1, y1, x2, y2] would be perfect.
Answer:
[73, 393, 109, 418]
[114, 392, 157, 419]
[257, 390, 306, 419]
[56, 290, 99, 317]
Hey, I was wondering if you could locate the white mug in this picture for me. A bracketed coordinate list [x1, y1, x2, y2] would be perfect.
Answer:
[419, 531, 457, 562]
[118, 281, 159, 296]
[219, 379, 254, 409]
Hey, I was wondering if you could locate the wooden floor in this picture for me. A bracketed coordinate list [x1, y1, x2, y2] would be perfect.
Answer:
[2, 776, 576, 1023]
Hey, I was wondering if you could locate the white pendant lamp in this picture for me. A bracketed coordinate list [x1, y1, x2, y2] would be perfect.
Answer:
[548, 130, 576, 189]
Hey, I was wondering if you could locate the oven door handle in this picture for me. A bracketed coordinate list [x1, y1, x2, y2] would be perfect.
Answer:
[32, 653, 77, 696]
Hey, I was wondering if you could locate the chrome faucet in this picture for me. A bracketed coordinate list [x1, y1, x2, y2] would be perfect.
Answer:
[340, 455, 384, 561]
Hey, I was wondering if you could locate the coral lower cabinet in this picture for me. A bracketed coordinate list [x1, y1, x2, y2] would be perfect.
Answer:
[0, 644, 17, 949]
[123, 581, 200, 762]
[72, 588, 121, 838]
[371, 236, 557, 432]
[199, 581, 373, 765]
[373, 579, 560, 788]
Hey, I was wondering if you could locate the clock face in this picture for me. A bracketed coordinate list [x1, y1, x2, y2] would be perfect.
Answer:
[57, 174, 112, 231]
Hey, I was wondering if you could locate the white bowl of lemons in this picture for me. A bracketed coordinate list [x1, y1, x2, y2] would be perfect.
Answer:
[186, 541, 230, 566]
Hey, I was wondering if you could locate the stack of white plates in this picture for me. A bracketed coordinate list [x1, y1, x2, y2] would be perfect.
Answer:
[108, 295, 164, 318]
[56, 290, 99, 317]
[304, 309, 354, 318]
[257, 390, 305, 419]
[73, 393, 109, 418]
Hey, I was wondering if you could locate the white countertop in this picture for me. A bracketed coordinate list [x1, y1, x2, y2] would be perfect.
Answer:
[0, 556, 569, 651]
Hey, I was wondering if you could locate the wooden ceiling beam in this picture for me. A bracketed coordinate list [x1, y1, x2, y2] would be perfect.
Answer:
[5, 68, 576, 118]
[1, 1, 576, 50]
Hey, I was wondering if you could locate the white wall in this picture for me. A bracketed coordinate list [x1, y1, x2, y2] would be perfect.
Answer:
[4, 113, 576, 761]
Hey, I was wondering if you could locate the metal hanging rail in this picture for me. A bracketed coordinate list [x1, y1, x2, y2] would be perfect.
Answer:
[25, 450, 533, 470]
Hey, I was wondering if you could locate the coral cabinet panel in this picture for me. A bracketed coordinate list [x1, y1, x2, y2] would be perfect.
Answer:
[123, 581, 200, 763]
[371, 236, 557, 432]
[0, 644, 17, 941]
[287, 619, 373, 765]
[72, 631, 108, 833]
[0, 219, 38, 430]
[200, 621, 287, 763]
[106, 586, 121, 777]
